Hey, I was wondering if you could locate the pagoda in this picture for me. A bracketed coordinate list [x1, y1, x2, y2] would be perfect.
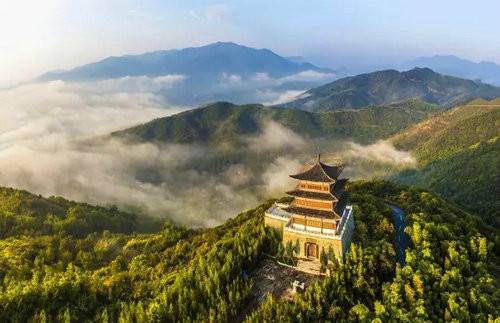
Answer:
[264, 154, 354, 262]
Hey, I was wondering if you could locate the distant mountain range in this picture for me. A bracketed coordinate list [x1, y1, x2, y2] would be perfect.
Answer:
[403, 55, 500, 86]
[38, 42, 335, 106]
[280, 67, 500, 111]
[36, 42, 500, 108]
[40, 42, 331, 81]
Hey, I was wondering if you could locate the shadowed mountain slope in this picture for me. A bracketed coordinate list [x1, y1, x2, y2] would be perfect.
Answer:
[281, 68, 500, 111]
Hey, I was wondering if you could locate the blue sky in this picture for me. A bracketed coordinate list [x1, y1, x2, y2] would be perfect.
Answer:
[1, 0, 499, 85]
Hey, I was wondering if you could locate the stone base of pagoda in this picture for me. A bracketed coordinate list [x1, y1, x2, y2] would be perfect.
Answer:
[264, 203, 355, 263]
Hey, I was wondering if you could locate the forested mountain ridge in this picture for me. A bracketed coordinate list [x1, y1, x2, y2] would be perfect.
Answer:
[0, 181, 498, 321]
[280, 68, 500, 111]
[391, 99, 500, 226]
[0, 186, 160, 239]
[392, 98, 500, 162]
[114, 99, 440, 145]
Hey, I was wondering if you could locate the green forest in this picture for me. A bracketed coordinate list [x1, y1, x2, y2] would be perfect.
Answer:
[392, 100, 500, 226]
[114, 99, 440, 146]
[0, 181, 498, 322]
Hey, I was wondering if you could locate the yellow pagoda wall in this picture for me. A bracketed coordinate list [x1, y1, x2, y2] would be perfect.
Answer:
[282, 230, 344, 260]
[292, 197, 334, 211]
[264, 215, 287, 234]
[291, 216, 337, 230]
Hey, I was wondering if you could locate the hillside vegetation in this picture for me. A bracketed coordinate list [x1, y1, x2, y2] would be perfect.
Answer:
[0, 187, 160, 239]
[0, 182, 498, 321]
[280, 68, 500, 111]
[392, 99, 500, 225]
[114, 99, 440, 145]
[248, 181, 499, 322]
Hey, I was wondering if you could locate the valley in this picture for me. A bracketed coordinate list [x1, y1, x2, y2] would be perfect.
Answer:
[1, 40, 499, 322]
[1, 92, 498, 321]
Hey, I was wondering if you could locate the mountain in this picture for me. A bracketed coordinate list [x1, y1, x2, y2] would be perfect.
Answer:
[391, 99, 500, 226]
[404, 55, 500, 86]
[107, 99, 441, 226]
[0, 181, 497, 321]
[38, 42, 335, 106]
[40, 42, 331, 81]
[114, 99, 440, 146]
[0, 187, 160, 239]
[280, 68, 500, 112]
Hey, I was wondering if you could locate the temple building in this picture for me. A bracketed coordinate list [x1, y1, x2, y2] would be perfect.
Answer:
[264, 155, 354, 262]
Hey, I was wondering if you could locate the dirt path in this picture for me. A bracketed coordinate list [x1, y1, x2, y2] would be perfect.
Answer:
[235, 257, 316, 321]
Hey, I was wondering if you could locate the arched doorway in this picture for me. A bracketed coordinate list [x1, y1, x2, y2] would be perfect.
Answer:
[306, 243, 318, 258]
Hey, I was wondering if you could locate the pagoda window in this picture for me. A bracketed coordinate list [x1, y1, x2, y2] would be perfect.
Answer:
[322, 222, 336, 230]
[298, 182, 331, 192]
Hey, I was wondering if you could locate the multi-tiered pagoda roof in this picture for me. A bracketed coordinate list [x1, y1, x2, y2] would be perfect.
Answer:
[289, 162, 343, 182]
[283, 156, 348, 220]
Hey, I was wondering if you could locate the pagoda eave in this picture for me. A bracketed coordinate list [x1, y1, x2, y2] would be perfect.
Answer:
[286, 189, 337, 201]
[283, 206, 341, 219]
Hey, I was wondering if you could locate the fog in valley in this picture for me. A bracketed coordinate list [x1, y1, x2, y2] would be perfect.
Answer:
[0, 78, 416, 227]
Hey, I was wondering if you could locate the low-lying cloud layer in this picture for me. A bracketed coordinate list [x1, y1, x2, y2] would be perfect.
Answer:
[245, 121, 306, 151]
[0, 78, 182, 144]
[0, 76, 415, 227]
[346, 140, 416, 166]
[0, 79, 308, 226]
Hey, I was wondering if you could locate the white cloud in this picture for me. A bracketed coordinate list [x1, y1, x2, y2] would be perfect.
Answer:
[252, 72, 271, 82]
[188, 4, 231, 22]
[280, 70, 336, 82]
[345, 140, 416, 166]
[245, 120, 306, 151]
[64, 75, 185, 94]
[205, 4, 231, 21]
[210, 70, 336, 105]
[261, 156, 302, 196]
[261, 90, 305, 105]
[0, 78, 418, 227]
[0, 78, 184, 144]
[0, 78, 264, 227]
[220, 72, 242, 83]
